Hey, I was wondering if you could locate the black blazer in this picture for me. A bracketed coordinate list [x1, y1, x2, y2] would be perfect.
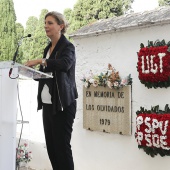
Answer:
[37, 34, 78, 114]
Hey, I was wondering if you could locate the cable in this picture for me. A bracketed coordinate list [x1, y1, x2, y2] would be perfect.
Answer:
[9, 73, 19, 79]
[9, 64, 19, 79]
[15, 80, 24, 170]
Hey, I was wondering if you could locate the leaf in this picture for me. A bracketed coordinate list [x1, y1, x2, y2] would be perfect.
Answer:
[140, 43, 144, 48]
[136, 105, 170, 157]
[140, 107, 145, 112]
[167, 46, 170, 52]
[155, 105, 159, 113]
[167, 41, 170, 47]
[150, 41, 154, 46]
[154, 39, 160, 46]
[161, 39, 166, 46]
[165, 104, 169, 113]
[147, 40, 151, 47]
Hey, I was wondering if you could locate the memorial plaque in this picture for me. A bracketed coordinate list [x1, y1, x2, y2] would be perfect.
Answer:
[83, 85, 132, 135]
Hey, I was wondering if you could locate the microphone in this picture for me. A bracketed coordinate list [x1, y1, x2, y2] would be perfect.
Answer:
[9, 34, 31, 77]
[12, 34, 32, 63]
[22, 34, 31, 38]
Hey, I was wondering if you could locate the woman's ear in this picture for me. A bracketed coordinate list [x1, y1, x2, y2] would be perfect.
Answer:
[60, 24, 64, 31]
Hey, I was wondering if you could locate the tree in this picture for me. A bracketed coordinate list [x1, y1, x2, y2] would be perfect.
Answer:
[64, 0, 134, 34]
[0, 0, 17, 61]
[15, 22, 24, 63]
[15, 23, 24, 40]
[22, 16, 38, 63]
[159, 0, 170, 6]
[30, 9, 49, 60]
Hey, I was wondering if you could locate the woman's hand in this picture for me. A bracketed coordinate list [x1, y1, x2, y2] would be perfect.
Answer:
[25, 59, 42, 67]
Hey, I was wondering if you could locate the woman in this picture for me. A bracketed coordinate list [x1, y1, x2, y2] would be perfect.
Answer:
[25, 11, 78, 170]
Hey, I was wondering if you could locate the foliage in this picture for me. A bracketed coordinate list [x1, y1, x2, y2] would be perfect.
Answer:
[16, 143, 32, 166]
[0, 0, 135, 63]
[81, 63, 132, 89]
[15, 23, 24, 42]
[0, 0, 17, 61]
[140, 39, 170, 51]
[22, 16, 38, 63]
[0, 3, 48, 63]
[30, 9, 49, 60]
[137, 39, 170, 89]
[159, 0, 170, 6]
[15, 23, 24, 63]
[135, 105, 170, 157]
[64, 0, 134, 34]
[136, 104, 170, 115]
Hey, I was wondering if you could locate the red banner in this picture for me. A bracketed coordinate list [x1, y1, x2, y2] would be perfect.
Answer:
[137, 46, 170, 83]
[136, 113, 170, 150]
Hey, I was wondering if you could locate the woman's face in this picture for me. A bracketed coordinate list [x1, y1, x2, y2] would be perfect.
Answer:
[44, 15, 63, 38]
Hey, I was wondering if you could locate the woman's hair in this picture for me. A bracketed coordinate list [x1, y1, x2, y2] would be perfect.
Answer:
[45, 11, 68, 34]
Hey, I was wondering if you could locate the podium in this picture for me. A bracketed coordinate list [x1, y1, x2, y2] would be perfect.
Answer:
[0, 61, 52, 170]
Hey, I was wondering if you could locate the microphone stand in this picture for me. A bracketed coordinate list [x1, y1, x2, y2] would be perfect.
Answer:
[9, 34, 31, 78]
[9, 38, 24, 78]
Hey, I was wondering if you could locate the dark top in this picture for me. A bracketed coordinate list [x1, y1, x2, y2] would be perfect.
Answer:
[37, 34, 78, 114]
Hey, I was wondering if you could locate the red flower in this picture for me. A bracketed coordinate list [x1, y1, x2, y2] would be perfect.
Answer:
[136, 113, 170, 148]
[137, 45, 170, 87]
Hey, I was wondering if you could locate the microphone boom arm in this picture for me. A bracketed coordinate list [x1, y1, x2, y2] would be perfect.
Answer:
[9, 34, 31, 78]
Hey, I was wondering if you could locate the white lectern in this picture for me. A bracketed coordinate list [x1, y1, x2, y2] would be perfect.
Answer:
[0, 61, 52, 170]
